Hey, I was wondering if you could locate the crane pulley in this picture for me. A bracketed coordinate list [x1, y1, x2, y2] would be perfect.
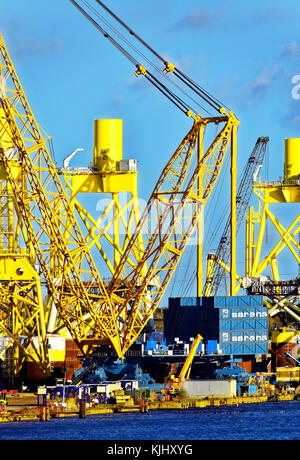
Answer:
[92, 0, 225, 113]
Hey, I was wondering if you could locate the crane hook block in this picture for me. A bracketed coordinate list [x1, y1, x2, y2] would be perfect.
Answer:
[134, 65, 147, 77]
[163, 62, 175, 74]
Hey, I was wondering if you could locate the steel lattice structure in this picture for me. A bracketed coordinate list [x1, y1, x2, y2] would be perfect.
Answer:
[0, 34, 122, 358]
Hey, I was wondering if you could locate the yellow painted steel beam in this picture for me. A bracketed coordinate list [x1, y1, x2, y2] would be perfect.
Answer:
[230, 124, 237, 295]
[0, 256, 49, 376]
[251, 203, 267, 276]
[265, 208, 300, 264]
[67, 170, 138, 195]
[271, 258, 280, 287]
[254, 211, 300, 276]
[245, 206, 257, 277]
[242, 174, 300, 320]
[204, 253, 242, 296]
[249, 183, 300, 277]
[197, 125, 204, 297]
[204, 254, 215, 297]
[63, 170, 146, 278]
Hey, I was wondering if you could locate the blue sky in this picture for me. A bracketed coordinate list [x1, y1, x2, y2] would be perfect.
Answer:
[1, 0, 300, 299]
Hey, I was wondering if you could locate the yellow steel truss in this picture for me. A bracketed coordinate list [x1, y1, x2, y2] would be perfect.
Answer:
[0, 34, 122, 358]
[62, 158, 144, 277]
[247, 183, 300, 278]
[48, 151, 145, 336]
[108, 111, 239, 354]
[203, 178, 300, 323]
[0, 166, 49, 376]
[243, 180, 300, 321]
[0, 256, 49, 376]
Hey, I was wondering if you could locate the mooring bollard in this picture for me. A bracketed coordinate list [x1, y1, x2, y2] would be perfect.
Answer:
[139, 399, 149, 413]
[79, 400, 86, 418]
[39, 405, 49, 422]
[78, 386, 86, 418]
[37, 386, 48, 422]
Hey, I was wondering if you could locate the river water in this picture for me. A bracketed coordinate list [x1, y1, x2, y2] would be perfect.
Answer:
[0, 401, 299, 441]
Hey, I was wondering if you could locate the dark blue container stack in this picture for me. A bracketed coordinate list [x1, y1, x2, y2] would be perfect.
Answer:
[164, 295, 269, 356]
[164, 297, 218, 345]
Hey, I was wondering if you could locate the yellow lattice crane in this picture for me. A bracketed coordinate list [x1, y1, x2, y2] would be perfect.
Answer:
[70, 0, 240, 356]
[0, 50, 49, 377]
[0, 33, 123, 360]
[108, 113, 238, 355]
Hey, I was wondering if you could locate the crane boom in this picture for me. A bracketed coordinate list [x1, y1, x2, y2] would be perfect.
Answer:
[170, 333, 203, 388]
[69, 0, 226, 118]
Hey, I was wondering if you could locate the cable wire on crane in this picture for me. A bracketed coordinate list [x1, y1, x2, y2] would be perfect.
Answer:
[69, 0, 228, 118]
[171, 143, 231, 298]
[92, 0, 228, 113]
[69, 0, 198, 117]
[77, 0, 213, 116]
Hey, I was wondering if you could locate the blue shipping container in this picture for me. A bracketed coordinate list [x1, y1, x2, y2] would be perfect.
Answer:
[219, 330, 268, 344]
[214, 296, 263, 308]
[219, 342, 268, 355]
[219, 318, 268, 332]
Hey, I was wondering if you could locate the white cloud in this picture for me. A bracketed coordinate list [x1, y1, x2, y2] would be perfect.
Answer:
[241, 65, 279, 107]
[280, 42, 300, 58]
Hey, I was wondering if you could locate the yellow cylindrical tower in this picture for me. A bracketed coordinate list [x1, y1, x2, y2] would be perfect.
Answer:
[93, 119, 123, 172]
[284, 138, 300, 183]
